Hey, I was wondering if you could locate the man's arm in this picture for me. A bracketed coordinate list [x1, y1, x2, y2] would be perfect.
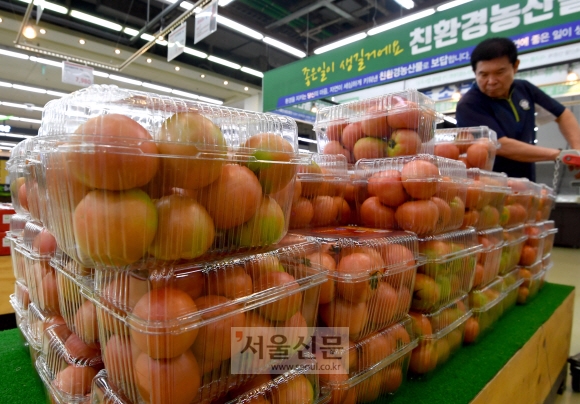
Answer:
[497, 137, 560, 162]
[555, 108, 580, 149]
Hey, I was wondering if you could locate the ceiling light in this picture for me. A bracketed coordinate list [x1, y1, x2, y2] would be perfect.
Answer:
[172, 89, 199, 99]
[0, 115, 42, 124]
[310, 103, 318, 113]
[142, 83, 172, 92]
[298, 137, 317, 144]
[13, 84, 46, 94]
[224, 81, 228, 85]
[108, 75, 143, 86]
[198, 96, 223, 105]
[0, 146, 14, 151]
[0, 18, 3, 23]
[163, 0, 194, 10]
[46, 90, 67, 97]
[0, 81, 13, 87]
[244, 87, 249, 91]
[69, 10, 123, 31]
[200, 74, 205, 78]
[0, 101, 43, 111]
[217, 15, 263, 40]
[451, 91, 462, 101]
[92, 71, 110, 78]
[29, 56, 63, 67]
[240, 67, 264, 78]
[263, 37, 306, 58]
[393, 0, 415, 9]
[314, 32, 368, 55]
[3, 133, 34, 139]
[437, 0, 472, 11]
[0, 49, 29, 60]
[123, 27, 139, 36]
[39, 28, 46, 34]
[17, 0, 68, 14]
[208, 56, 241, 69]
[0, 142, 17, 147]
[175, 66, 180, 71]
[158, 35, 165, 41]
[79, 39, 86, 45]
[114, 49, 121, 54]
[184, 47, 207, 58]
[141, 34, 155, 41]
[367, 9, 435, 36]
[23, 26, 37, 39]
[156, 40, 168, 46]
[567, 69, 579, 84]
[218, 0, 235, 6]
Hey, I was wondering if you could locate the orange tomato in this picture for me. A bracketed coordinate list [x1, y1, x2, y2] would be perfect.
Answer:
[319, 299, 368, 340]
[54, 365, 98, 396]
[206, 266, 253, 299]
[367, 170, 408, 207]
[360, 197, 396, 229]
[341, 122, 366, 151]
[336, 253, 381, 303]
[255, 272, 302, 321]
[395, 200, 439, 236]
[401, 160, 439, 200]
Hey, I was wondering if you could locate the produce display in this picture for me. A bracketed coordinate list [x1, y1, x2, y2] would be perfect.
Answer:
[462, 169, 509, 230]
[354, 154, 468, 236]
[464, 278, 504, 345]
[498, 225, 527, 275]
[499, 268, 524, 313]
[473, 227, 503, 289]
[434, 126, 499, 170]
[500, 178, 536, 228]
[314, 90, 438, 164]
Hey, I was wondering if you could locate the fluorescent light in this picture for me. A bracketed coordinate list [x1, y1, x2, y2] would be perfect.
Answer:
[198, 96, 223, 105]
[29, 56, 62, 67]
[0, 146, 14, 150]
[69, 10, 123, 31]
[13, 84, 46, 94]
[0, 101, 43, 111]
[109, 75, 143, 86]
[17, 0, 68, 14]
[314, 32, 368, 55]
[367, 9, 435, 36]
[0, 49, 29, 60]
[218, 0, 235, 5]
[92, 71, 110, 78]
[241, 67, 264, 78]
[123, 27, 139, 36]
[163, 0, 194, 10]
[0, 82, 12, 88]
[142, 82, 172, 92]
[172, 89, 199, 99]
[7, 116, 42, 124]
[156, 40, 168, 46]
[263, 37, 306, 58]
[0, 142, 17, 147]
[184, 47, 207, 58]
[298, 137, 317, 144]
[437, 0, 472, 11]
[141, 33, 156, 41]
[46, 90, 67, 97]
[393, 0, 415, 9]
[2, 133, 34, 139]
[217, 15, 263, 40]
[208, 56, 241, 69]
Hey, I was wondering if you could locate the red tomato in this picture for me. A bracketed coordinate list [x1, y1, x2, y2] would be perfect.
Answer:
[401, 160, 440, 200]
[395, 200, 439, 236]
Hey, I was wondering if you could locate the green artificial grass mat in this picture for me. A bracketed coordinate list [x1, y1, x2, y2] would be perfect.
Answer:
[0, 282, 573, 404]
[0, 328, 45, 403]
[387, 282, 575, 404]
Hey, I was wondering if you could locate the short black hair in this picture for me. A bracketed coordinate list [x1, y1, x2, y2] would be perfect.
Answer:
[470, 37, 518, 71]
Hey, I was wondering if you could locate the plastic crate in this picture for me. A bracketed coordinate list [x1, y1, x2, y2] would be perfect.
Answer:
[463, 169, 509, 230]
[314, 90, 439, 164]
[416, 228, 480, 313]
[354, 154, 469, 236]
[434, 126, 499, 170]
[408, 295, 471, 378]
[473, 227, 504, 289]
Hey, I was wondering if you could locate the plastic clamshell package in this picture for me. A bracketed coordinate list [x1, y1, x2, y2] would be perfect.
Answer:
[22, 146, 49, 224]
[434, 126, 500, 171]
[464, 169, 509, 230]
[28, 301, 66, 349]
[319, 321, 418, 404]
[517, 267, 547, 305]
[90, 370, 131, 404]
[224, 361, 320, 404]
[541, 221, 557, 258]
[469, 277, 503, 311]
[292, 226, 420, 341]
[416, 227, 480, 313]
[473, 227, 504, 290]
[464, 284, 504, 345]
[290, 154, 351, 230]
[6, 137, 35, 215]
[498, 226, 527, 276]
[36, 84, 311, 268]
[23, 220, 58, 258]
[36, 355, 92, 404]
[501, 178, 536, 228]
[20, 245, 61, 314]
[354, 154, 469, 236]
[542, 254, 552, 271]
[8, 236, 27, 282]
[314, 90, 439, 164]
[520, 223, 546, 267]
[10, 293, 28, 341]
[8, 212, 30, 238]
[537, 185, 556, 222]
[14, 279, 30, 310]
[499, 268, 525, 313]
[408, 294, 471, 378]
[89, 238, 326, 404]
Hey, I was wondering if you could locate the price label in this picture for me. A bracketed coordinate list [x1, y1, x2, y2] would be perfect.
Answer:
[62, 61, 94, 87]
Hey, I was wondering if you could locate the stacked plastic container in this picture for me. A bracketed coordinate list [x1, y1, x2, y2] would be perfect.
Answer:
[434, 126, 500, 170]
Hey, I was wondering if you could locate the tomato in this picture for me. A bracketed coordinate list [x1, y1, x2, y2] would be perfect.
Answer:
[466, 143, 489, 169]
[306, 252, 336, 305]
[409, 342, 437, 374]
[236, 197, 286, 248]
[387, 129, 422, 157]
[411, 274, 441, 312]
[319, 298, 368, 340]
[361, 107, 389, 138]
[360, 197, 396, 229]
[387, 100, 421, 129]
[336, 253, 381, 303]
[255, 272, 302, 321]
[455, 132, 475, 153]
[54, 365, 98, 396]
[323, 141, 352, 163]
[367, 170, 408, 207]
[359, 333, 395, 371]
[353, 137, 388, 161]
[367, 282, 399, 326]
[341, 122, 366, 151]
[74, 300, 99, 346]
[434, 143, 460, 160]
[311, 196, 339, 227]
[326, 121, 348, 142]
[430, 196, 451, 233]
[401, 160, 440, 200]
[395, 200, 438, 236]
[206, 266, 253, 299]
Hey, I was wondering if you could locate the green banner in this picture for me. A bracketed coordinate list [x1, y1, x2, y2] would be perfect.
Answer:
[263, 0, 580, 111]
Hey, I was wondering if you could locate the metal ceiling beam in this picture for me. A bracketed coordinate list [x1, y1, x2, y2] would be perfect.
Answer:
[265, 0, 333, 29]
[129, 0, 183, 43]
[365, 0, 391, 18]
[324, 3, 359, 22]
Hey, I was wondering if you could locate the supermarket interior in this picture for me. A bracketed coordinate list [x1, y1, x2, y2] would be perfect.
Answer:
[0, 0, 580, 403]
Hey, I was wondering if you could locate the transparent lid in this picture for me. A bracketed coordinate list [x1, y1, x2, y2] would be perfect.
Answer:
[292, 226, 420, 273]
[477, 227, 504, 250]
[542, 220, 557, 233]
[23, 221, 57, 258]
[466, 168, 509, 189]
[410, 294, 471, 337]
[297, 154, 349, 182]
[469, 277, 504, 311]
[518, 260, 543, 275]
[8, 213, 30, 237]
[502, 224, 525, 242]
[28, 301, 66, 348]
[6, 138, 35, 167]
[9, 293, 27, 320]
[419, 227, 480, 262]
[435, 126, 499, 147]
[506, 177, 535, 195]
[314, 89, 436, 129]
[91, 369, 131, 404]
[540, 184, 556, 201]
[40, 84, 299, 151]
[51, 248, 95, 284]
[499, 267, 523, 293]
[524, 222, 546, 239]
[36, 354, 96, 404]
[43, 324, 102, 368]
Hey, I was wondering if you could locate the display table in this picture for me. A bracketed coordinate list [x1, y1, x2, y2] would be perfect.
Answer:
[0, 283, 574, 404]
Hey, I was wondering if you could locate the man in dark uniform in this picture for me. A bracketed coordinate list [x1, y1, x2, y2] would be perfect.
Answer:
[456, 37, 580, 181]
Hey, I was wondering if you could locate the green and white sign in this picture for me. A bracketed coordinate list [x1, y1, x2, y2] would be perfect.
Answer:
[263, 0, 580, 111]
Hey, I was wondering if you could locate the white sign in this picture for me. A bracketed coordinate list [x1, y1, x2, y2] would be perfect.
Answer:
[0, 125, 10, 133]
[62, 61, 94, 87]
[194, 0, 218, 44]
[168, 22, 187, 62]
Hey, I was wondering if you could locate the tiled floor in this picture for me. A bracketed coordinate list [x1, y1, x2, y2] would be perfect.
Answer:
[548, 247, 580, 403]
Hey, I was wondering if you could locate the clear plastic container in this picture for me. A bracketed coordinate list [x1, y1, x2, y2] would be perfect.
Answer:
[289, 154, 351, 229]
[91, 370, 131, 404]
[8, 212, 30, 238]
[314, 90, 439, 164]
[354, 154, 469, 236]
[28, 302, 67, 349]
[10, 293, 28, 343]
[416, 228, 480, 313]
[517, 268, 546, 304]
[473, 227, 504, 289]
[541, 221, 557, 258]
[21, 245, 61, 314]
[499, 268, 524, 313]
[408, 295, 471, 378]
[469, 277, 503, 310]
[434, 126, 499, 170]
[22, 144, 49, 224]
[14, 279, 30, 310]
[463, 169, 509, 230]
[7, 138, 35, 215]
[23, 220, 58, 258]
[319, 323, 417, 404]
[520, 223, 546, 267]
[293, 226, 420, 341]
[542, 254, 552, 272]
[536, 185, 556, 222]
[498, 225, 527, 275]
[8, 236, 27, 282]
[500, 178, 536, 228]
[36, 84, 307, 268]
[90, 238, 326, 404]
